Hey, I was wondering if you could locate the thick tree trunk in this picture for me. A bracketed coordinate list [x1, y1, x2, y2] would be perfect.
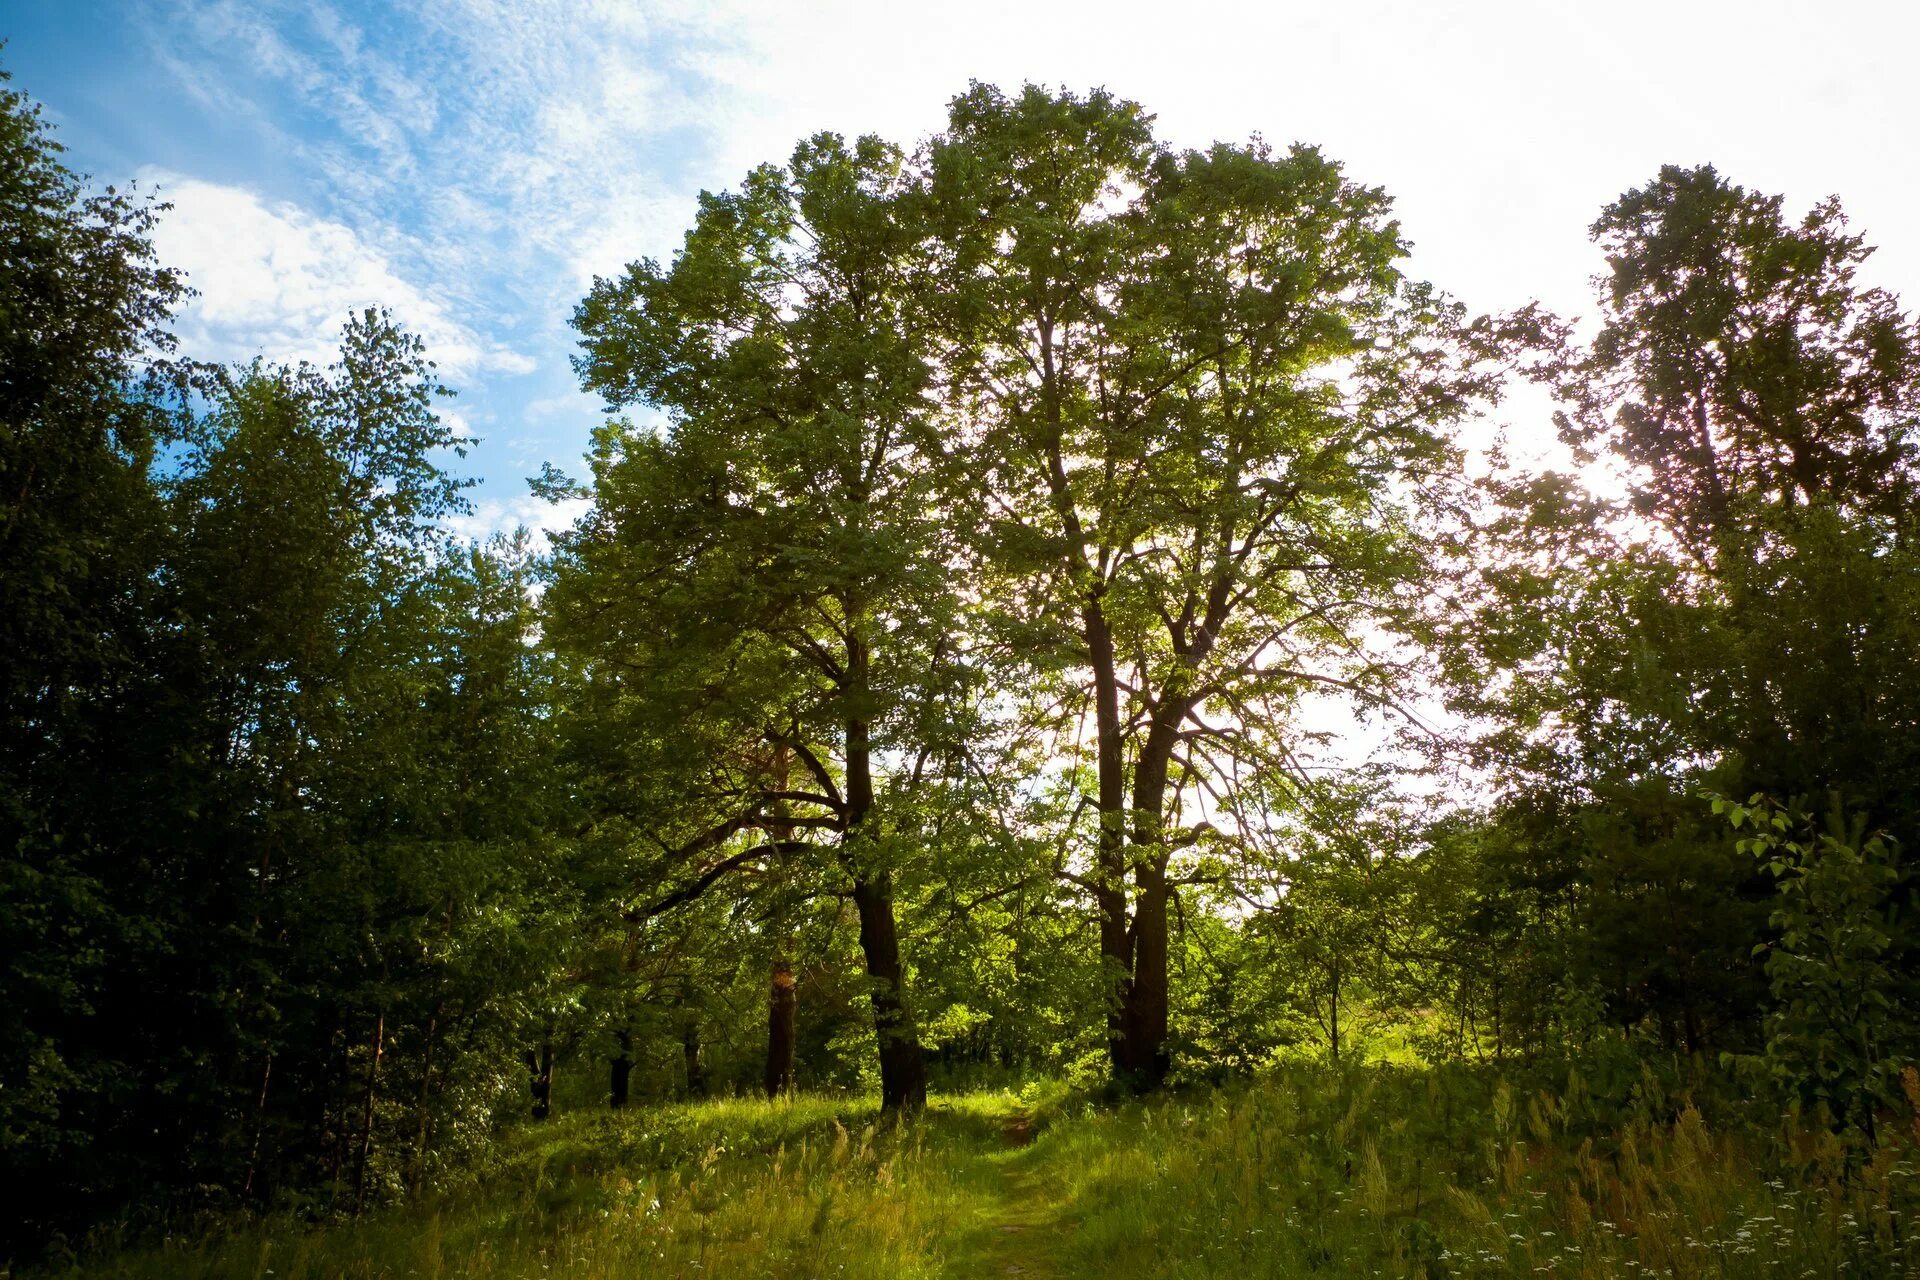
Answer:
[844, 639, 926, 1112]
[609, 1028, 633, 1108]
[1083, 605, 1135, 1074]
[1122, 874, 1172, 1085]
[766, 958, 796, 1097]
[1115, 710, 1181, 1089]
[852, 874, 926, 1110]
[682, 1019, 705, 1097]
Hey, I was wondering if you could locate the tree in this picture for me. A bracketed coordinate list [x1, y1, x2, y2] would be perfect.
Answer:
[556, 132, 983, 1110]
[1557, 165, 1918, 554]
[1715, 792, 1908, 1139]
[154, 314, 579, 1204]
[1436, 165, 1920, 1070]
[926, 84, 1502, 1086]
[0, 63, 188, 1237]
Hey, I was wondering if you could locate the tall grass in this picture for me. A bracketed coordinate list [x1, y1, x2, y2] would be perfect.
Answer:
[1040, 1066, 1919, 1277]
[42, 1068, 1920, 1278]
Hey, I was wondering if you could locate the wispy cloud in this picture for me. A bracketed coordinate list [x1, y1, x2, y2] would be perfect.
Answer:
[142, 169, 534, 379]
[129, 0, 1920, 548]
[148, 1, 738, 312]
[446, 494, 593, 550]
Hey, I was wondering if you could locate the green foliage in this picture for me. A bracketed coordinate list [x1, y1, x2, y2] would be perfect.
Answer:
[557, 126, 1001, 1110]
[1563, 164, 1919, 543]
[1713, 793, 1908, 1136]
[1432, 156, 1920, 1117]
[0, 59, 187, 1180]
[918, 81, 1523, 1087]
[0, 66, 585, 1251]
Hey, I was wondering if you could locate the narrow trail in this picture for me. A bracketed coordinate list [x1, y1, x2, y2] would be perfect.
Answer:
[940, 1109, 1074, 1278]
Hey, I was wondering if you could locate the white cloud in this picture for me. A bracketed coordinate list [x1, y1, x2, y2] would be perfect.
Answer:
[447, 493, 593, 548]
[116, 0, 1920, 783]
[655, 0, 1920, 320]
[523, 391, 600, 421]
[441, 408, 478, 442]
[142, 169, 534, 379]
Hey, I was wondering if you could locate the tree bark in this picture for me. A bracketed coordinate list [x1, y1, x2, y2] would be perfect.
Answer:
[609, 1027, 633, 1108]
[1115, 700, 1185, 1088]
[1083, 604, 1136, 1076]
[844, 636, 927, 1111]
[353, 1012, 384, 1215]
[766, 958, 796, 1097]
[682, 1018, 705, 1097]
[1123, 875, 1172, 1085]
[525, 1038, 554, 1120]
[764, 747, 799, 1102]
[1328, 960, 1343, 1065]
[851, 874, 927, 1110]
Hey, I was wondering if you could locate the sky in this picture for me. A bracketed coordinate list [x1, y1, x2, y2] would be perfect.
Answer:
[7, 0, 1919, 545]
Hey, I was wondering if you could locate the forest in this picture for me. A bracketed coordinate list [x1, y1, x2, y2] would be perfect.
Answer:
[4, 60, 1919, 1278]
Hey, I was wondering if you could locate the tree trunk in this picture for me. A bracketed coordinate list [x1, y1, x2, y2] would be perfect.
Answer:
[353, 1012, 384, 1215]
[851, 874, 926, 1110]
[1122, 873, 1172, 1086]
[1084, 604, 1135, 1075]
[844, 637, 926, 1112]
[766, 958, 796, 1098]
[764, 749, 799, 1102]
[1328, 961, 1342, 1065]
[682, 1019, 705, 1097]
[525, 1038, 554, 1120]
[609, 1028, 633, 1108]
[1116, 711, 1182, 1089]
[241, 1051, 273, 1199]
[1682, 996, 1703, 1057]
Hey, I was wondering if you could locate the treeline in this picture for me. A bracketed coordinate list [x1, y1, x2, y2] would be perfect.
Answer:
[4, 69, 1917, 1255]
[2, 72, 582, 1244]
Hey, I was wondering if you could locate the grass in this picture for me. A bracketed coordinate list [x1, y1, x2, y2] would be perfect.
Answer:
[43, 1066, 1920, 1278]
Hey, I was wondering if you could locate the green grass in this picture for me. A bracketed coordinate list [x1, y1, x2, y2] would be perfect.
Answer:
[45, 1068, 1920, 1278]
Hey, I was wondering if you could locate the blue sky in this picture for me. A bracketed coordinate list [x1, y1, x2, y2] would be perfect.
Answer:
[7, 0, 1918, 541]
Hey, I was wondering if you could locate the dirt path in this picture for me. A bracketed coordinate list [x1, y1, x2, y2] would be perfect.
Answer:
[939, 1110, 1073, 1278]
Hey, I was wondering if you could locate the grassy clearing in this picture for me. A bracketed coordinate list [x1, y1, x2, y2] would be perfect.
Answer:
[48, 1067, 1920, 1278]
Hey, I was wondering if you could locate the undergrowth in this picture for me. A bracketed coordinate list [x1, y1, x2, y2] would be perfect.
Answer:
[39, 1066, 1920, 1278]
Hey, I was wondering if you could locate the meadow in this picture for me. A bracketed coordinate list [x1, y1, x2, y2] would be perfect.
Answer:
[49, 1063, 1920, 1279]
